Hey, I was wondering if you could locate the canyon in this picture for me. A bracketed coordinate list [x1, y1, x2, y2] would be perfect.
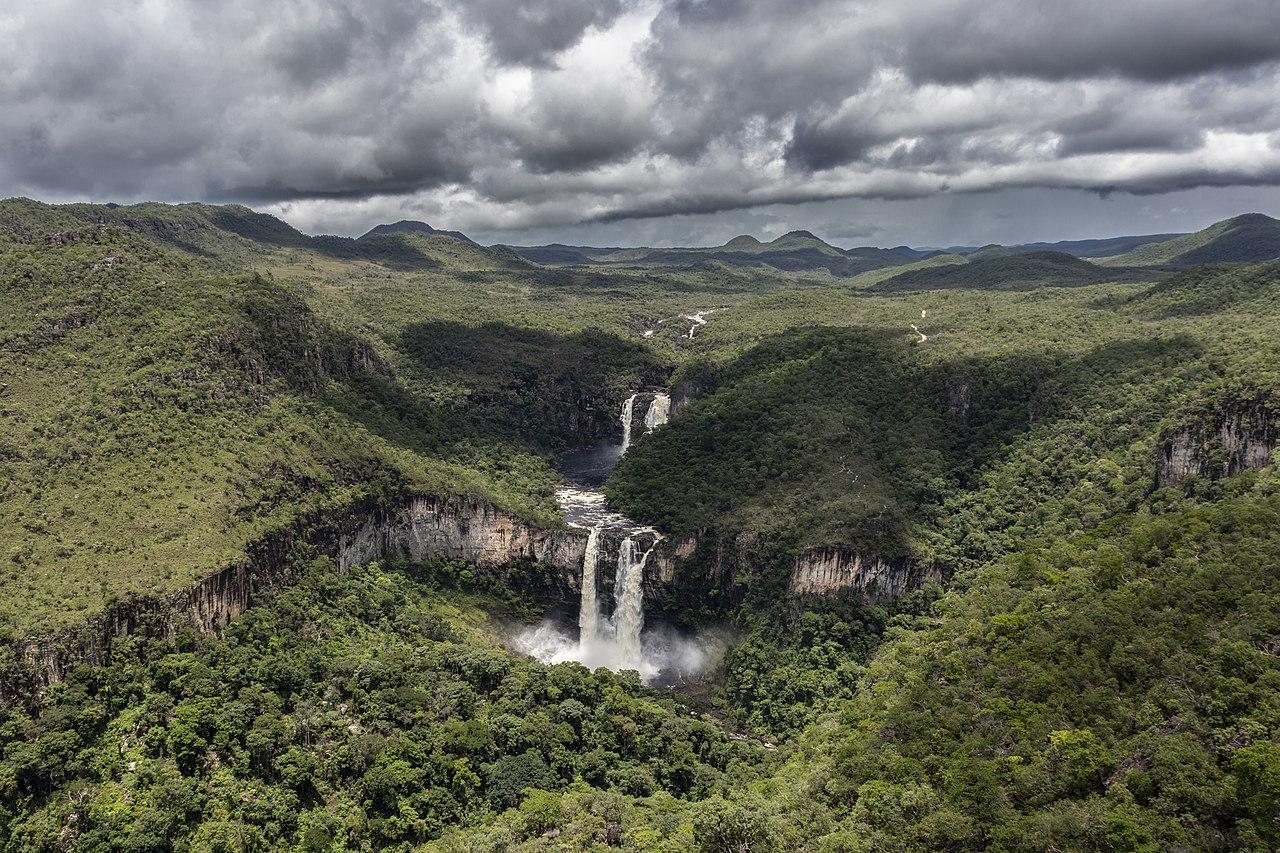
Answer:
[4, 385, 933, 697]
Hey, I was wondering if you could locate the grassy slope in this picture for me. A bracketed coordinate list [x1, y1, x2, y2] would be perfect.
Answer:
[0, 206, 571, 637]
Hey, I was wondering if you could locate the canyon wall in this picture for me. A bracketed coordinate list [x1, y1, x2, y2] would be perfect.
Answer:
[5, 493, 933, 702]
[789, 548, 942, 600]
[1157, 394, 1277, 487]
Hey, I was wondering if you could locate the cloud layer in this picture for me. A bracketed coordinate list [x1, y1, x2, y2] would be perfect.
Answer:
[2, 0, 1279, 238]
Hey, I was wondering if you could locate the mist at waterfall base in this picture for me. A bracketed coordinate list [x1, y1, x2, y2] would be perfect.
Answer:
[512, 617, 722, 685]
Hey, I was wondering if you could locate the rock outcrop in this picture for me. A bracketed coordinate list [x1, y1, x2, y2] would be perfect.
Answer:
[1157, 394, 1277, 487]
[789, 548, 940, 600]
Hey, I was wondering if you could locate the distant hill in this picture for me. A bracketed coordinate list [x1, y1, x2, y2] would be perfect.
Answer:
[359, 219, 476, 244]
[870, 250, 1160, 292]
[936, 232, 1184, 259]
[1103, 213, 1280, 267]
[507, 230, 920, 278]
[1110, 259, 1280, 318]
[0, 199, 525, 273]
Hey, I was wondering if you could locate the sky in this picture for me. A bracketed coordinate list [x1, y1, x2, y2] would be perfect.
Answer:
[3, 0, 1280, 248]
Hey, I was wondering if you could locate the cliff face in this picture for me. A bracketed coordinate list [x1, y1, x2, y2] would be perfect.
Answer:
[789, 548, 941, 600]
[5, 494, 935, 702]
[6, 505, 362, 699]
[2, 495, 666, 700]
[1157, 395, 1277, 487]
[339, 495, 586, 580]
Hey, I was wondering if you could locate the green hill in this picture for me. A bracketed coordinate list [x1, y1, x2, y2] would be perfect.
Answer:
[1104, 213, 1280, 267]
[359, 219, 476, 244]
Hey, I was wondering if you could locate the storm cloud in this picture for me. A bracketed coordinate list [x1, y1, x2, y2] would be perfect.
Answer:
[2, 0, 1279, 240]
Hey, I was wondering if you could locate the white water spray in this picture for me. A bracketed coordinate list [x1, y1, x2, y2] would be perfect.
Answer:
[619, 393, 638, 454]
[643, 393, 670, 433]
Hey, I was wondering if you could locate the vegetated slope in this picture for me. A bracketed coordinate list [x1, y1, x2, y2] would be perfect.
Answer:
[1107, 260, 1280, 319]
[0, 557, 764, 849]
[720, 480, 1280, 852]
[0, 215, 575, 638]
[607, 322, 1204, 566]
[870, 250, 1155, 292]
[1104, 213, 1280, 267]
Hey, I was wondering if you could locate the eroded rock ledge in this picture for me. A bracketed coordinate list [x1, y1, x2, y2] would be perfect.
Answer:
[790, 548, 942, 600]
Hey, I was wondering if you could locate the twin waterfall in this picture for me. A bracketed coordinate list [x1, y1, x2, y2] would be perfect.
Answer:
[517, 391, 672, 679]
[620, 390, 669, 454]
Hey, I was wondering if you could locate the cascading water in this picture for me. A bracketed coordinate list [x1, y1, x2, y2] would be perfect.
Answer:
[643, 393, 670, 433]
[514, 390, 712, 683]
[610, 536, 656, 670]
[578, 526, 602, 644]
[619, 393, 638, 454]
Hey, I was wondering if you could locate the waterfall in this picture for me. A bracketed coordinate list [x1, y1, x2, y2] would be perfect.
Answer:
[611, 535, 656, 670]
[619, 393, 638, 454]
[643, 393, 670, 433]
[578, 526, 602, 643]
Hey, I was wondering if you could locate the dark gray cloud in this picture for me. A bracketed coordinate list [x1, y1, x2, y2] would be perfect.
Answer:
[899, 1, 1280, 84]
[460, 0, 627, 67]
[1, 0, 1279, 240]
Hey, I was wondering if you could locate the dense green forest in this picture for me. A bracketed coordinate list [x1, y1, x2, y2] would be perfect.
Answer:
[3, 199, 1280, 850]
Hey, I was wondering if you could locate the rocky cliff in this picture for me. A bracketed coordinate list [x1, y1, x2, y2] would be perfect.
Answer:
[1157, 394, 1277, 487]
[789, 547, 942, 600]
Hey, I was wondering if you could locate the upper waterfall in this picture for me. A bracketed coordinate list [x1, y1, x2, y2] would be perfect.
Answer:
[620, 393, 638, 454]
[644, 393, 670, 433]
